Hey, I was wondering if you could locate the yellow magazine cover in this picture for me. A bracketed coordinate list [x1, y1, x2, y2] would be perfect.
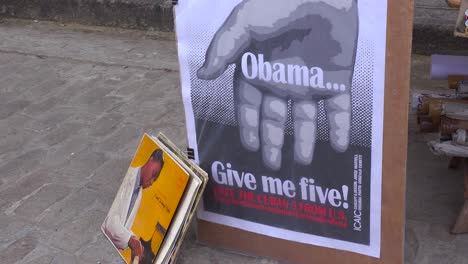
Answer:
[102, 134, 189, 264]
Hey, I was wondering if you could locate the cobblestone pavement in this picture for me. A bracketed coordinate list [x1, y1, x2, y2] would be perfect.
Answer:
[0, 19, 279, 264]
[0, 19, 468, 264]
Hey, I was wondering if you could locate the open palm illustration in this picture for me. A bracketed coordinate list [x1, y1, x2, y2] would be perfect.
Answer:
[198, 0, 359, 170]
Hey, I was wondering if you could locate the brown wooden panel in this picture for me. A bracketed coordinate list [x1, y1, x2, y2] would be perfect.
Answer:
[197, 0, 414, 263]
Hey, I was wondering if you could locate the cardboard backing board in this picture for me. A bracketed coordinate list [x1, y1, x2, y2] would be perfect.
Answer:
[196, 0, 413, 262]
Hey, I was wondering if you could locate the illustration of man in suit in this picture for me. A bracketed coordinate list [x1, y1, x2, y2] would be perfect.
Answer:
[102, 149, 165, 263]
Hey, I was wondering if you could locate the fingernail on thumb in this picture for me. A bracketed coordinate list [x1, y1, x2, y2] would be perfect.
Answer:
[198, 57, 225, 79]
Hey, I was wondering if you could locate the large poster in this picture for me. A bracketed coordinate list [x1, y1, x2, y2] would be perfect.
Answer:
[176, 0, 386, 257]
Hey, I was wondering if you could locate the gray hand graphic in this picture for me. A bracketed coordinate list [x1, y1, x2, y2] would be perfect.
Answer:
[198, 0, 358, 170]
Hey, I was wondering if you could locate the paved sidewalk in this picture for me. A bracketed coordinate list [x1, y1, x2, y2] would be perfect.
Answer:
[0, 19, 468, 264]
[0, 20, 277, 264]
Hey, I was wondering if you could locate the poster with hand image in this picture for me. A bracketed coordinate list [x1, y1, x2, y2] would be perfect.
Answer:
[176, 0, 387, 257]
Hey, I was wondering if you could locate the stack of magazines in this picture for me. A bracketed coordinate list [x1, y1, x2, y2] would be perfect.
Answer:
[101, 133, 208, 264]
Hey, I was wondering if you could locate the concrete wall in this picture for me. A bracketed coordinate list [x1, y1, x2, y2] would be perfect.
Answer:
[0, 0, 174, 31]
